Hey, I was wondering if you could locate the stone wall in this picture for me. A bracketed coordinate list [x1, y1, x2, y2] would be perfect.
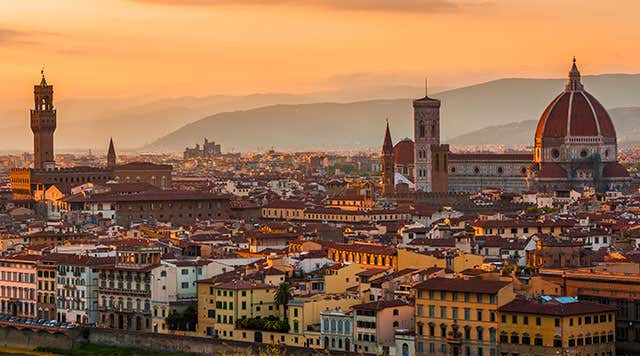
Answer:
[0, 325, 79, 350]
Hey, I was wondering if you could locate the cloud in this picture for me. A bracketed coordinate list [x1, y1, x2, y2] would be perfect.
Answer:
[0, 28, 34, 46]
[129, 0, 481, 13]
[0, 27, 57, 46]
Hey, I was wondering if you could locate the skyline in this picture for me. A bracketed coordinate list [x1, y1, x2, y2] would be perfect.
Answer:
[2, 1, 640, 108]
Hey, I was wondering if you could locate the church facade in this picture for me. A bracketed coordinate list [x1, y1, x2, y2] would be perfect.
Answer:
[382, 59, 636, 195]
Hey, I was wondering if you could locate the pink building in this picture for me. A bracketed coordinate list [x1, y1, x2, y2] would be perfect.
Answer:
[0, 255, 40, 318]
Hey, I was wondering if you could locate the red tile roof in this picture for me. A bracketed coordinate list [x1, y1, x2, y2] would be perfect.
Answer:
[414, 277, 511, 294]
[498, 298, 616, 316]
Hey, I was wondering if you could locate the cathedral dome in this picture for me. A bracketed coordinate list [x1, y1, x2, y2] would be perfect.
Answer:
[394, 138, 414, 165]
[534, 59, 616, 141]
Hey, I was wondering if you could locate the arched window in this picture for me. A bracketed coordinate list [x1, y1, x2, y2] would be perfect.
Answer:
[330, 319, 336, 332]
[393, 321, 399, 328]
[419, 122, 425, 138]
[337, 320, 343, 333]
[435, 154, 440, 171]
[344, 320, 351, 334]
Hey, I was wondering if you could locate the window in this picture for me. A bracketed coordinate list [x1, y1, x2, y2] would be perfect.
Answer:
[536, 317, 541, 326]
[511, 315, 517, 324]
[501, 315, 506, 323]
[534, 335, 543, 346]
[499, 333, 508, 343]
[181, 282, 188, 288]
[440, 306, 446, 318]
[477, 309, 483, 321]
[555, 318, 560, 327]
[553, 338, 562, 347]
[464, 308, 470, 320]
[522, 334, 530, 345]
[510, 333, 519, 344]
[476, 294, 482, 303]
[452, 307, 458, 319]
[393, 309, 399, 316]
[523, 316, 528, 325]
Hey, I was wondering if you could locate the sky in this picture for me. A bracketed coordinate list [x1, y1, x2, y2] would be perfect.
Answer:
[1, 0, 640, 107]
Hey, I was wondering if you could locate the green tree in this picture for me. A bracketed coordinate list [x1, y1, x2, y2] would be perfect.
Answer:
[274, 282, 293, 317]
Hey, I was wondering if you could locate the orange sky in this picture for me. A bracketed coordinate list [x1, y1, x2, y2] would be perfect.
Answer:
[1, 0, 640, 106]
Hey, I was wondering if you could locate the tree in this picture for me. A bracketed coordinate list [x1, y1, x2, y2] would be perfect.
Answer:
[274, 282, 293, 317]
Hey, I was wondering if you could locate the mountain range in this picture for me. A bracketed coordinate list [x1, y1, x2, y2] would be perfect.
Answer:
[2, 74, 640, 153]
[145, 74, 640, 152]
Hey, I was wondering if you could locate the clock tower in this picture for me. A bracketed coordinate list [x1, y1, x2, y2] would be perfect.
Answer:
[31, 69, 56, 170]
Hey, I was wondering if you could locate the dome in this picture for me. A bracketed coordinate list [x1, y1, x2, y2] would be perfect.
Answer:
[393, 138, 414, 165]
[535, 59, 616, 141]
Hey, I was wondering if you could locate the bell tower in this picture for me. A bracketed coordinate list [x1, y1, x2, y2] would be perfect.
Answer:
[413, 78, 441, 191]
[381, 120, 395, 197]
[31, 69, 56, 170]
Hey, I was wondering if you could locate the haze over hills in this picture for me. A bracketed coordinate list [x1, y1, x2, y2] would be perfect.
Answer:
[3, 73, 640, 153]
[448, 107, 640, 147]
[145, 74, 640, 152]
[0, 84, 449, 152]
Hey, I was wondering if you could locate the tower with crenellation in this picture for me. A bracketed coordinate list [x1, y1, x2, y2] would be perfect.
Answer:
[31, 69, 57, 170]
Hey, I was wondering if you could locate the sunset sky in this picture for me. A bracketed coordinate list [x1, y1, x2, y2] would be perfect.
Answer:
[2, 0, 640, 107]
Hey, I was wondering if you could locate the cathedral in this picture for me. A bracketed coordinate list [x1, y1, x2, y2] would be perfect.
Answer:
[381, 59, 636, 195]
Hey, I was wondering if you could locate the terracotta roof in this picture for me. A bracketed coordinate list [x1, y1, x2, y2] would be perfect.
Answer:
[538, 163, 566, 179]
[393, 139, 414, 165]
[449, 153, 532, 162]
[328, 242, 397, 256]
[115, 162, 172, 170]
[499, 298, 617, 316]
[535, 61, 616, 139]
[215, 280, 272, 290]
[603, 162, 629, 178]
[352, 299, 411, 311]
[414, 277, 511, 294]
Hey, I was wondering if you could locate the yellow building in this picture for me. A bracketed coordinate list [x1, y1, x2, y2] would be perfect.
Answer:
[327, 243, 397, 270]
[397, 249, 483, 273]
[497, 296, 616, 356]
[288, 293, 360, 349]
[323, 263, 367, 294]
[414, 278, 515, 356]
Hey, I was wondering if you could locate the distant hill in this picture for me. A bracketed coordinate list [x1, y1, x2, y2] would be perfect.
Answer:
[145, 74, 640, 152]
[0, 84, 443, 152]
[448, 107, 640, 147]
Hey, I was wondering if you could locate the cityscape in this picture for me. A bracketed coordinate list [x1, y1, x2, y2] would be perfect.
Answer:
[2, 2, 640, 356]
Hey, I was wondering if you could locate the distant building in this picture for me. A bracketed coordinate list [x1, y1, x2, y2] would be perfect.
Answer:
[184, 138, 221, 160]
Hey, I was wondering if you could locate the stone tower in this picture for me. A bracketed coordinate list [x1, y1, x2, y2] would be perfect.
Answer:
[31, 70, 56, 170]
[381, 120, 395, 197]
[107, 137, 117, 167]
[413, 79, 441, 191]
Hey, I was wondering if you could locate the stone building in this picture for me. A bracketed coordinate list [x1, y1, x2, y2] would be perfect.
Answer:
[529, 58, 634, 193]
[96, 245, 161, 331]
[413, 84, 441, 192]
[385, 59, 635, 194]
[10, 73, 174, 201]
[63, 190, 230, 227]
[381, 121, 395, 197]
[184, 138, 221, 160]
[31, 70, 56, 170]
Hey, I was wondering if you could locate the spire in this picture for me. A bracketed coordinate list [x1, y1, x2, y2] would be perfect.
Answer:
[107, 137, 116, 167]
[40, 66, 47, 86]
[425, 77, 428, 97]
[383, 119, 393, 154]
[565, 56, 584, 92]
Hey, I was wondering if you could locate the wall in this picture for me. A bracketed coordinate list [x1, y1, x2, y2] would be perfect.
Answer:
[0, 325, 79, 350]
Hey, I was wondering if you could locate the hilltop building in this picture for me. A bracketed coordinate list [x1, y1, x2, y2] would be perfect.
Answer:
[184, 138, 222, 160]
